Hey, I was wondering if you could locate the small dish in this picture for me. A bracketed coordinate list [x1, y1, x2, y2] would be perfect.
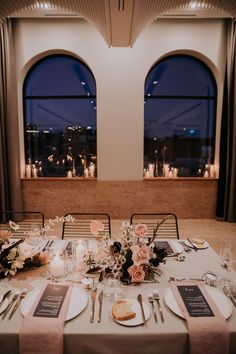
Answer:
[111, 298, 150, 326]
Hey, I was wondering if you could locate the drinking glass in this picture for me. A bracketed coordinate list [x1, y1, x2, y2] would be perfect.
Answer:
[103, 273, 123, 301]
[219, 245, 233, 285]
[27, 224, 42, 248]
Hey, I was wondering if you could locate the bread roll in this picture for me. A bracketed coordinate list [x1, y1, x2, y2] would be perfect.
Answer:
[112, 300, 136, 321]
[191, 238, 205, 246]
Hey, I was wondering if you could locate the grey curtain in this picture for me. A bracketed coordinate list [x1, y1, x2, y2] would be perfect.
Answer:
[0, 19, 23, 215]
[216, 19, 236, 222]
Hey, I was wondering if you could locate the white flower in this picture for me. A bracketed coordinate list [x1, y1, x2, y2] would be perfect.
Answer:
[6, 248, 17, 261]
[17, 243, 34, 259]
[121, 221, 130, 228]
[9, 221, 20, 231]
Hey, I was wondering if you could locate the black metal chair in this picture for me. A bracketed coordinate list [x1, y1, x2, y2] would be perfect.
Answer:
[61, 213, 111, 239]
[0, 211, 45, 238]
[130, 213, 179, 239]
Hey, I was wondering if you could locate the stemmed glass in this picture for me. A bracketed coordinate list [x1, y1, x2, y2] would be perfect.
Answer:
[219, 245, 233, 286]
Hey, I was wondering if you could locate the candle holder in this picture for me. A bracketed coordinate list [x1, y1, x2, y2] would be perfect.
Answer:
[72, 239, 88, 272]
[49, 249, 68, 281]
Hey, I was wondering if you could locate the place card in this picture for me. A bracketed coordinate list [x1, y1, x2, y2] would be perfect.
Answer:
[33, 284, 69, 318]
[177, 285, 214, 317]
[155, 240, 174, 254]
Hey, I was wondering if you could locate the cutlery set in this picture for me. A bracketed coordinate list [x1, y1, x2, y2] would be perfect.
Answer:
[147, 291, 165, 323]
[0, 289, 28, 320]
[90, 288, 104, 323]
[138, 291, 164, 324]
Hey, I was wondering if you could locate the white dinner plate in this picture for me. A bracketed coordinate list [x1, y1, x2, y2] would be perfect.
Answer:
[111, 298, 150, 326]
[21, 285, 88, 321]
[164, 286, 232, 319]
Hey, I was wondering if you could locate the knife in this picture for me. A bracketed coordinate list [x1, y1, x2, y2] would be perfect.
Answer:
[42, 240, 50, 252]
[97, 290, 103, 323]
[137, 294, 146, 325]
[0, 290, 11, 309]
[90, 288, 97, 323]
[187, 238, 198, 252]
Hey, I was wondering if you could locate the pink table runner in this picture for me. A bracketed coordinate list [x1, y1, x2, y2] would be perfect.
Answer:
[19, 282, 72, 354]
[170, 281, 229, 354]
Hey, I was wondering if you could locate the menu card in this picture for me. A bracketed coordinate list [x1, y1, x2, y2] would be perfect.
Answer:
[33, 284, 69, 318]
[177, 285, 214, 317]
[155, 240, 174, 254]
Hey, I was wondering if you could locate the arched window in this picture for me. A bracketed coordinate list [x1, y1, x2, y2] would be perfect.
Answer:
[144, 54, 217, 177]
[23, 54, 96, 178]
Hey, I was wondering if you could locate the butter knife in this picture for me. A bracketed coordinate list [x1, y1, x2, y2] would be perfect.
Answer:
[187, 238, 198, 252]
[97, 290, 103, 323]
[137, 294, 146, 325]
[90, 288, 97, 323]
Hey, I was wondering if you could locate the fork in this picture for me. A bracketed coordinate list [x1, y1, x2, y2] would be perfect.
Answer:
[1, 292, 20, 319]
[153, 290, 164, 323]
[8, 289, 28, 319]
[148, 295, 158, 323]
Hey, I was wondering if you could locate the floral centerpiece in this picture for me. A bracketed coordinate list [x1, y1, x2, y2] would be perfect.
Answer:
[0, 215, 74, 278]
[84, 221, 167, 284]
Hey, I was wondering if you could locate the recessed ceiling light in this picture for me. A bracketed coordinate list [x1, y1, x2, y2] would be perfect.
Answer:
[190, 2, 197, 9]
[81, 81, 86, 85]
[35, 1, 52, 10]
[153, 81, 158, 84]
[147, 93, 151, 96]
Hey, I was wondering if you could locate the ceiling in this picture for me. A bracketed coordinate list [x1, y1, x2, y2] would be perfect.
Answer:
[0, 0, 235, 47]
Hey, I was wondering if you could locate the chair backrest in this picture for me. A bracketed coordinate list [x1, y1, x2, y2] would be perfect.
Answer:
[61, 213, 111, 239]
[0, 211, 45, 238]
[130, 213, 179, 239]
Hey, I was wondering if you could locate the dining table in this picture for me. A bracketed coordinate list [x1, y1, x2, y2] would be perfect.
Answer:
[0, 238, 235, 354]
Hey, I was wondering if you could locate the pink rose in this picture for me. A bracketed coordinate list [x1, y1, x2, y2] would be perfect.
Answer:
[131, 244, 151, 266]
[134, 224, 148, 237]
[128, 265, 145, 283]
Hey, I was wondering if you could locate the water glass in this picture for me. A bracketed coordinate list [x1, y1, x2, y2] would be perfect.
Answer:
[103, 273, 122, 301]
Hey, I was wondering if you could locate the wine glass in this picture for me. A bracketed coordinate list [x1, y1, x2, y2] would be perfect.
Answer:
[219, 245, 233, 286]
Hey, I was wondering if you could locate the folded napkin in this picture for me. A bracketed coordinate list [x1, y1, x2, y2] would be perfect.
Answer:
[170, 281, 229, 354]
[19, 282, 72, 354]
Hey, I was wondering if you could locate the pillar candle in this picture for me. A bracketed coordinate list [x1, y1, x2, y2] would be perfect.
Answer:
[25, 164, 31, 178]
[76, 241, 87, 269]
[50, 254, 65, 277]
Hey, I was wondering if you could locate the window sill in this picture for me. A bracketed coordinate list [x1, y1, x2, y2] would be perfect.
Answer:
[143, 177, 218, 181]
[21, 177, 97, 181]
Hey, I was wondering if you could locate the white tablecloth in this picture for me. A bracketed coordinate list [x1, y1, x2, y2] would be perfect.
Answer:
[0, 243, 235, 354]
